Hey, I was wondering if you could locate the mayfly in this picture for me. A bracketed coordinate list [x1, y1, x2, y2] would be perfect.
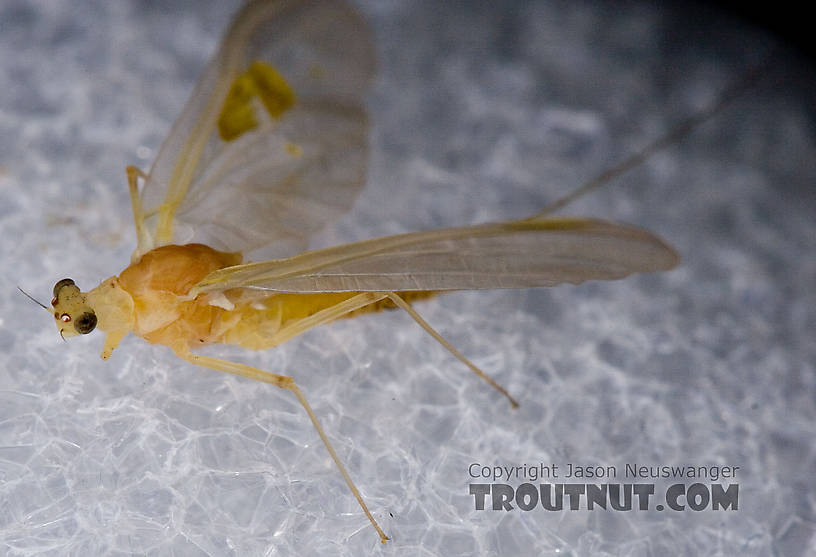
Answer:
[27, 0, 691, 544]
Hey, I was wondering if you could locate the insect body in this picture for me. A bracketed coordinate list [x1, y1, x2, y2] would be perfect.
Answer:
[39, 0, 680, 544]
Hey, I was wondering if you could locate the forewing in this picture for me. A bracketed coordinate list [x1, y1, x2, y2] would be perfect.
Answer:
[192, 217, 680, 294]
[136, 0, 375, 258]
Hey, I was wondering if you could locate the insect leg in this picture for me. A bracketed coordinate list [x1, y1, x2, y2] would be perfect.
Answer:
[386, 293, 519, 409]
[126, 165, 152, 258]
[270, 292, 389, 346]
[175, 349, 390, 543]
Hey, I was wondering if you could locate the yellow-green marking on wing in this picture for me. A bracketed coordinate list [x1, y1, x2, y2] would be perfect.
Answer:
[217, 61, 296, 141]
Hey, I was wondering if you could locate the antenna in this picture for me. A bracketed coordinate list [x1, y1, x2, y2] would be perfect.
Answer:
[17, 286, 49, 310]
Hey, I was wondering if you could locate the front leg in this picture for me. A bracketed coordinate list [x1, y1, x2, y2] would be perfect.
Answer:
[174, 349, 390, 543]
[126, 165, 152, 259]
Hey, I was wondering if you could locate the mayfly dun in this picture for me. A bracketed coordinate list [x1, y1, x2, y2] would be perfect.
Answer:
[24, 0, 723, 544]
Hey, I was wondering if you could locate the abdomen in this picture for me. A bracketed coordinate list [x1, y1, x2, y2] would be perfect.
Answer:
[218, 290, 438, 351]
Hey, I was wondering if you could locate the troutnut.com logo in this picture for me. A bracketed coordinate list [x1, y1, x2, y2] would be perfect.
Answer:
[468, 462, 739, 512]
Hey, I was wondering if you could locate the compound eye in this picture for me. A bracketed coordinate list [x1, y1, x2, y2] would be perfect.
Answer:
[53, 278, 76, 298]
[74, 311, 97, 334]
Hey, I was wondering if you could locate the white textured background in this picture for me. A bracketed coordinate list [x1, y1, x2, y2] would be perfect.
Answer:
[1, 1, 815, 556]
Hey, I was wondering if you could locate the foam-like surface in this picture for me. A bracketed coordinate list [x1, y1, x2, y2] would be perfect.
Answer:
[1, 1, 814, 555]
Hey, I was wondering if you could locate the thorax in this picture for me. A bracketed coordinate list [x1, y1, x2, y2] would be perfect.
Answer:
[116, 244, 242, 351]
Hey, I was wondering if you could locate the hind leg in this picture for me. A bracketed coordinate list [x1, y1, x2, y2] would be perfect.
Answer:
[386, 293, 519, 408]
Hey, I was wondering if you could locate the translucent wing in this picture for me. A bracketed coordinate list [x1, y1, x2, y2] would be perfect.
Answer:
[191, 217, 679, 295]
[135, 0, 375, 259]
